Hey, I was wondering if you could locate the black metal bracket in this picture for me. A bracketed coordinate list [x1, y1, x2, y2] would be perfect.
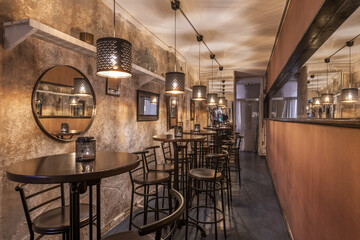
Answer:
[310, 74, 315, 78]
[346, 40, 354, 47]
[171, 0, 180, 10]
[324, 58, 330, 63]
[210, 54, 215, 59]
[219, 66, 223, 71]
[197, 35, 203, 42]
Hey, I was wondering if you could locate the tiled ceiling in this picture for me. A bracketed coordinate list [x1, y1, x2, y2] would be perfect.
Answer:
[102, 0, 286, 92]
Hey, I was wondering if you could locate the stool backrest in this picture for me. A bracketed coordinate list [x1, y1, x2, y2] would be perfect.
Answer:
[15, 183, 65, 238]
[143, 146, 160, 171]
[138, 189, 185, 240]
[161, 142, 172, 163]
[129, 150, 148, 183]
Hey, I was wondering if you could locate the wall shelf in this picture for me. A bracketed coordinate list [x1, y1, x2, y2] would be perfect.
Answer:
[4, 18, 192, 92]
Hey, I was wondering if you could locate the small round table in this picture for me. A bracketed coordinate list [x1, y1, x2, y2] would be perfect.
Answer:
[7, 152, 139, 240]
[182, 130, 217, 135]
[203, 126, 233, 152]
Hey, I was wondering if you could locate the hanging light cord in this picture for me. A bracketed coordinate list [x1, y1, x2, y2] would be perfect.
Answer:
[211, 58, 214, 93]
[198, 40, 200, 85]
[326, 60, 329, 93]
[349, 43, 351, 88]
[174, 6, 177, 71]
[113, 0, 116, 37]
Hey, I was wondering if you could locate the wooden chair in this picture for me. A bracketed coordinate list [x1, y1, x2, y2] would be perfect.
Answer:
[103, 189, 185, 240]
[16, 183, 96, 240]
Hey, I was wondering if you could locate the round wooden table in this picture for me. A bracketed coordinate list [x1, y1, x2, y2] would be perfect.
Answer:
[7, 151, 139, 240]
[182, 130, 217, 135]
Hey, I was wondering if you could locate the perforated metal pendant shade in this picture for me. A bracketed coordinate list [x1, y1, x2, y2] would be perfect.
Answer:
[165, 72, 185, 94]
[74, 78, 90, 95]
[313, 97, 321, 106]
[341, 88, 358, 103]
[206, 93, 218, 106]
[192, 85, 206, 100]
[218, 97, 226, 106]
[96, 37, 132, 78]
[320, 93, 334, 104]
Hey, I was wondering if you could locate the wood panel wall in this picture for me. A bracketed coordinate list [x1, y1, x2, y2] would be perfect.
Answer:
[266, 0, 324, 92]
[267, 120, 360, 239]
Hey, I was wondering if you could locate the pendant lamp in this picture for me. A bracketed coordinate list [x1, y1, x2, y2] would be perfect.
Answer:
[207, 54, 218, 105]
[96, 0, 132, 78]
[218, 78, 226, 107]
[341, 41, 358, 103]
[311, 74, 321, 107]
[74, 78, 90, 96]
[321, 58, 334, 104]
[192, 35, 206, 100]
[165, 1, 185, 94]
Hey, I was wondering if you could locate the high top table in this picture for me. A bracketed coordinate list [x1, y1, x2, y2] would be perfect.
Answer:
[153, 134, 206, 239]
[182, 130, 217, 135]
[7, 151, 139, 240]
[203, 126, 233, 153]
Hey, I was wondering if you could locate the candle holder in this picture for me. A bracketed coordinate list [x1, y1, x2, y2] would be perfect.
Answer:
[174, 125, 183, 137]
[194, 124, 200, 132]
[76, 137, 96, 161]
[76, 160, 96, 173]
[61, 123, 69, 133]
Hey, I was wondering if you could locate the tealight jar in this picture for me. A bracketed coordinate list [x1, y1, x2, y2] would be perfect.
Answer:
[174, 125, 183, 137]
[194, 124, 200, 132]
[76, 137, 96, 161]
[61, 123, 69, 133]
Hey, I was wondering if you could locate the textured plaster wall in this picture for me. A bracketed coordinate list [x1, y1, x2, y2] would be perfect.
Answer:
[0, 0, 199, 239]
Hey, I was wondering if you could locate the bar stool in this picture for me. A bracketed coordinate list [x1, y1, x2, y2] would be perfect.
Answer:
[129, 150, 172, 231]
[103, 189, 184, 240]
[187, 152, 228, 240]
[223, 133, 243, 188]
[15, 183, 97, 240]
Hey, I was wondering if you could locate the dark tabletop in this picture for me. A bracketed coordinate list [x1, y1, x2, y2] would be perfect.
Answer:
[153, 134, 206, 142]
[51, 130, 82, 137]
[6, 152, 139, 184]
[203, 126, 232, 131]
[183, 130, 217, 135]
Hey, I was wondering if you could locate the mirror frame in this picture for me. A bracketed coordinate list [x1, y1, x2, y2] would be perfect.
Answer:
[137, 90, 160, 121]
[167, 95, 178, 129]
[31, 65, 96, 142]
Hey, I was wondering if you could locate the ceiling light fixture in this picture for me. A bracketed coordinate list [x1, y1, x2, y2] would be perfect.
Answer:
[165, 0, 185, 94]
[311, 74, 321, 107]
[341, 41, 358, 103]
[218, 72, 226, 107]
[320, 58, 334, 104]
[192, 35, 206, 100]
[207, 54, 218, 106]
[96, 0, 132, 78]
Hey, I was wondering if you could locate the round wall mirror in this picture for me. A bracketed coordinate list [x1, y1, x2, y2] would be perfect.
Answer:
[32, 66, 96, 142]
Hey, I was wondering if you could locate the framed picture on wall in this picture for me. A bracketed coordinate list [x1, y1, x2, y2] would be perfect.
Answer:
[167, 96, 178, 129]
[106, 78, 121, 96]
[190, 99, 195, 121]
[137, 90, 160, 121]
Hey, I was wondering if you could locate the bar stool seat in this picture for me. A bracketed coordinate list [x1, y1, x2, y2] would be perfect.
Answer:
[32, 203, 95, 234]
[148, 163, 174, 173]
[102, 231, 153, 240]
[133, 172, 171, 185]
[189, 168, 222, 181]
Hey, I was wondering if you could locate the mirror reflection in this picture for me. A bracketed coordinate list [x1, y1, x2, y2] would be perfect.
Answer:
[137, 90, 159, 121]
[32, 66, 96, 141]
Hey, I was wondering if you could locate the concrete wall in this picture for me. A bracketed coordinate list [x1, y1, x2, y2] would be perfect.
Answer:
[0, 0, 200, 239]
[267, 120, 360, 239]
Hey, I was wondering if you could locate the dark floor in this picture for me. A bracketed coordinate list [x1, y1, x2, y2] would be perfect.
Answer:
[105, 152, 290, 240]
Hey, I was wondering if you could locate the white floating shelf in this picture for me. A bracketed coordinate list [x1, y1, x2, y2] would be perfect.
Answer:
[4, 18, 192, 91]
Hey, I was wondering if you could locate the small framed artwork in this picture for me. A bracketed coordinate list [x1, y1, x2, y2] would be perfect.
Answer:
[106, 78, 121, 96]
[137, 90, 160, 121]
[190, 99, 195, 121]
[167, 96, 178, 129]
